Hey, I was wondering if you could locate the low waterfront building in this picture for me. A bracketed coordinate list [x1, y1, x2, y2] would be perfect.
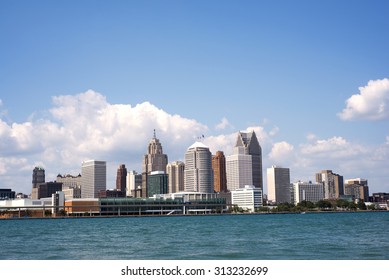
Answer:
[293, 181, 324, 204]
[0, 189, 16, 200]
[231, 185, 263, 212]
[64, 199, 99, 216]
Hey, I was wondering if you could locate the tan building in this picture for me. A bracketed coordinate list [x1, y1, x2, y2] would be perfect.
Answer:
[142, 130, 168, 197]
[64, 199, 99, 215]
[167, 161, 185, 193]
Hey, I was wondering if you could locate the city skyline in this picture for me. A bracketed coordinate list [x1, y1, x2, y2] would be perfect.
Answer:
[1, 1, 389, 195]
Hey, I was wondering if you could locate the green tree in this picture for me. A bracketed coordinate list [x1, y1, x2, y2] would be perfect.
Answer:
[316, 200, 332, 210]
[357, 200, 367, 210]
[367, 204, 376, 210]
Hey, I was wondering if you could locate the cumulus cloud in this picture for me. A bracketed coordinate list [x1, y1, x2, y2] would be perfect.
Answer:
[300, 136, 367, 158]
[338, 78, 389, 121]
[269, 141, 294, 162]
[0, 90, 209, 192]
[215, 117, 233, 130]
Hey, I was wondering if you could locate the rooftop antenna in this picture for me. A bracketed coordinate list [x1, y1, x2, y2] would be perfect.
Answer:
[153, 129, 156, 139]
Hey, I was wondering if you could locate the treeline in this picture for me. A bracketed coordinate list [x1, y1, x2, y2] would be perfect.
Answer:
[230, 199, 378, 213]
[261, 199, 376, 213]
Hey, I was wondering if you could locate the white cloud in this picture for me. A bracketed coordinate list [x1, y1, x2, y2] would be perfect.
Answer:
[215, 117, 233, 130]
[0, 90, 209, 192]
[269, 141, 294, 162]
[338, 78, 389, 120]
[300, 136, 367, 158]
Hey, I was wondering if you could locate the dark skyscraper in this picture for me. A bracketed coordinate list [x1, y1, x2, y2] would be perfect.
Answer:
[32, 167, 45, 189]
[212, 151, 227, 193]
[235, 131, 263, 191]
[116, 164, 127, 193]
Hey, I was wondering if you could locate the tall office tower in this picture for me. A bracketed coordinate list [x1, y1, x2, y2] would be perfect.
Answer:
[81, 160, 106, 198]
[184, 141, 214, 193]
[116, 164, 127, 192]
[126, 170, 142, 197]
[166, 161, 185, 193]
[344, 178, 369, 201]
[293, 181, 325, 204]
[147, 171, 168, 197]
[212, 151, 227, 193]
[234, 131, 263, 191]
[141, 130, 168, 198]
[226, 146, 253, 191]
[267, 165, 291, 204]
[315, 170, 344, 200]
[32, 167, 45, 189]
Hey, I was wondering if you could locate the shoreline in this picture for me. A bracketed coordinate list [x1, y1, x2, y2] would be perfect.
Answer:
[1, 209, 388, 220]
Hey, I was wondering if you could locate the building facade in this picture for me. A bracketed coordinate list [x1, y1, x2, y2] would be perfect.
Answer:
[231, 185, 263, 212]
[147, 171, 168, 197]
[184, 141, 214, 193]
[234, 131, 263, 191]
[31, 182, 63, 200]
[32, 167, 45, 194]
[226, 152, 252, 191]
[344, 178, 369, 201]
[267, 166, 291, 204]
[142, 130, 168, 198]
[167, 161, 185, 194]
[0, 189, 16, 200]
[315, 170, 344, 200]
[116, 164, 127, 192]
[126, 170, 142, 197]
[293, 181, 324, 204]
[212, 151, 227, 193]
[81, 160, 106, 199]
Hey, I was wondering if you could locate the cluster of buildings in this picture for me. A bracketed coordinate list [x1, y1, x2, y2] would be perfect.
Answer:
[1, 130, 388, 216]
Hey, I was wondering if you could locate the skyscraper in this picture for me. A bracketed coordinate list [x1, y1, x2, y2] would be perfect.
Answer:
[81, 160, 106, 198]
[226, 150, 252, 191]
[116, 164, 127, 193]
[212, 151, 227, 193]
[32, 167, 45, 189]
[267, 165, 291, 204]
[344, 178, 369, 201]
[167, 161, 185, 193]
[233, 131, 263, 191]
[142, 130, 168, 198]
[315, 170, 344, 200]
[184, 141, 214, 193]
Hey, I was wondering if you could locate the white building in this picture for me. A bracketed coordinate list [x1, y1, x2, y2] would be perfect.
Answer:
[126, 170, 142, 197]
[226, 152, 253, 191]
[81, 160, 106, 199]
[231, 185, 263, 212]
[267, 165, 291, 204]
[184, 142, 214, 193]
[293, 181, 324, 204]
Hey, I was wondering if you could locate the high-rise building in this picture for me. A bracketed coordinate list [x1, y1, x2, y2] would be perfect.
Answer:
[212, 151, 227, 193]
[228, 131, 263, 191]
[31, 182, 63, 200]
[184, 141, 214, 193]
[267, 165, 291, 204]
[226, 152, 252, 191]
[32, 167, 45, 189]
[147, 171, 168, 197]
[167, 161, 185, 193]
[344, 178, 369, 201]
[142, 130, 168, 198]
[126, 170, 142, 197]
[315, 170, 344, 200]
[293, 181, 325, 204]
[81, 160, 106, 199]
[116, 164, 127, 193]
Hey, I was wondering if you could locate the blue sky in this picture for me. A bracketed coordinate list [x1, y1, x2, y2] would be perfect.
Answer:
[1, 0, 389, 195]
